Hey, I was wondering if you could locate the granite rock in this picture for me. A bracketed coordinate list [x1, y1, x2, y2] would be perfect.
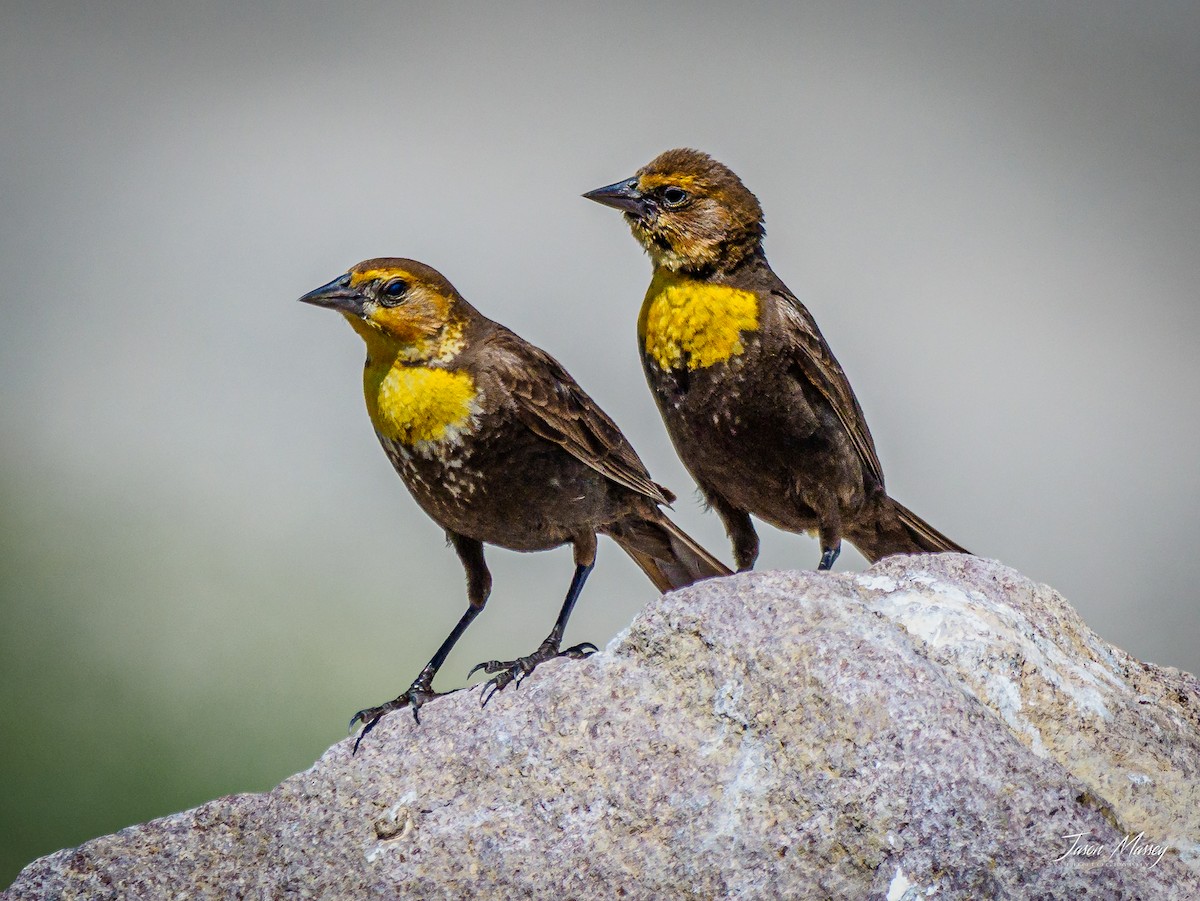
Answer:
[6, 555, 1196, 899]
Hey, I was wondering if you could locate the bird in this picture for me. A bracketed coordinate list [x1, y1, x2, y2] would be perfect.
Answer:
[584, 149, 968, 572]
[299, 258, 730, 748]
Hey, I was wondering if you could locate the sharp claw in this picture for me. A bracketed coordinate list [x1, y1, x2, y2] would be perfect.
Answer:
[479, 679, 499, 708]
[469, 660, 504, 679]
[472, 639, 600, 708]
[349, 682, 447, 753]
[481, 666, 520, 706]
[563, 641, 599, 658]
[351, 713, 382, 756]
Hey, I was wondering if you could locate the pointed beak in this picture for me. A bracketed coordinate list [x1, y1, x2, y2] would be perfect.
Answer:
[298, 274, 365, 316]
[583, 177, 648, 215]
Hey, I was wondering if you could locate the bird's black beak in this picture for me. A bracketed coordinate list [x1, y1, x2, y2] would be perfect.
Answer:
[298, 274, 365, 316]
[583, 177, 648, 216]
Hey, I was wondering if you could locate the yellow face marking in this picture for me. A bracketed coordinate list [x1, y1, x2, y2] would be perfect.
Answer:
[350, 267, 410, 287]
[364, 363, 479, 447]
[638, 270, 759, 370]
[638, 173, 698, 192]
[340, 270, 462, 363]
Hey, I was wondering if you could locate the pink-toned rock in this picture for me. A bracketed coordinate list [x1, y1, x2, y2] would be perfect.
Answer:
[5, 556, 1195, 899]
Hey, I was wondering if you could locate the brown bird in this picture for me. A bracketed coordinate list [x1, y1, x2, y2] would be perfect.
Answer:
[300, 258, 730, 747]
[585, 149, 968, 572]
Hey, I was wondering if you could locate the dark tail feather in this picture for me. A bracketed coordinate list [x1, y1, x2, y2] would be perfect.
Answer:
[847, 495, 970, 564]
[606, 511, 732, 592]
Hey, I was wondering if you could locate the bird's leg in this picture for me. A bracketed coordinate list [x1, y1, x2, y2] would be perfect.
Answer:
[817, 512, 842, 571]
[349, 604, 479, 750]
[708, 493, 759, 572]
[469, 563, 596, 706]
[470, 535, 598, 707]
[349, 534, 490, 753]
[818, 543, 841, 571]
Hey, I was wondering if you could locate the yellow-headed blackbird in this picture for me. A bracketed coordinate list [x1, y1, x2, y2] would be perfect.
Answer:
[300, 258, 730, 746]
[585, 149, 967, 571]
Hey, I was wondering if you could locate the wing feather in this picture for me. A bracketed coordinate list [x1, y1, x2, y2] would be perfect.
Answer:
[772, 289, 885, 487]
[484, 328, 673, 505]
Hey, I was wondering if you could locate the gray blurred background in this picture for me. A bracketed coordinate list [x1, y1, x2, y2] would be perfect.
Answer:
[3, 0, 1198, 883]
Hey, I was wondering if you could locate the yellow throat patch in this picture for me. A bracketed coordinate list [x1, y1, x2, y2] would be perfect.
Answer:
[364, 362, 478, 447]
[639, 270, 759, 370]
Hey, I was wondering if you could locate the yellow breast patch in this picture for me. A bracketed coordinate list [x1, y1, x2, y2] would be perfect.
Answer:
[639, 271, 759, 370]
[364, 363, 479, 447]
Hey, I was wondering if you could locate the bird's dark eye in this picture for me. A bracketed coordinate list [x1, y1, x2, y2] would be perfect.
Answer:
[662, 186, 688, 207]
[380, 278, 408, 305]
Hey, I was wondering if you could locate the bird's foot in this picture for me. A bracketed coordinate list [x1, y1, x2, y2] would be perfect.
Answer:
[469, 640, 599, 707]
[818, 543, 841, 571]
[348, 683, 443, 754]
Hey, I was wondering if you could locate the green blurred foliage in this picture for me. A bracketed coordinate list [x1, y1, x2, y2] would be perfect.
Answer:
[0, 476, 362, 885]
[0, 464, 653, 886]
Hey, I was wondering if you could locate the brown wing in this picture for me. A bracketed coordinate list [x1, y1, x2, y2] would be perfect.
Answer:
[482, 327, 674, 506]
[771, 287, 885, 488]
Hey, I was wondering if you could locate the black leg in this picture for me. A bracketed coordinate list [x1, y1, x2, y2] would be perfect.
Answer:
[349, 534, 491, 752]
[817, 507, 842, 572]
[470, 535, 600, 706]
[349, 603, 481, 751]
[708, 494, 759, 572]
[544, 561, 594, 651]
[818, 542, 841, 571]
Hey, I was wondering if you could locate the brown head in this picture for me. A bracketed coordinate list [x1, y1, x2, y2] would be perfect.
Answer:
[298, 258, 475, 361]
[584, 149, 765, 273]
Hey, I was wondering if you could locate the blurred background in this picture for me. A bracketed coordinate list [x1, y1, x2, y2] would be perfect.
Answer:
[3, 0, 1198, 884]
